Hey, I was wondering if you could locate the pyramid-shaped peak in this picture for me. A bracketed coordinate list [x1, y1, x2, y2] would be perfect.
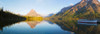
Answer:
[29, 9, 38, 14]
[26, 9, 41, 17]
[31, 9, 35, 11]
[30, 9, 36, 12]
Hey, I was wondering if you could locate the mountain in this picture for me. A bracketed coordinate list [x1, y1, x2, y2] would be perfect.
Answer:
[26, 9, 41, 17]
[56, 6, 73, 16]
[46, 13, 54, 17]
[53, 0, 100, 19]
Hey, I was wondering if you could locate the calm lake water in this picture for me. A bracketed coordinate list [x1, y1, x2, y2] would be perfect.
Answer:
[1, 20, 100, 34]
[0, 20, 74, 34]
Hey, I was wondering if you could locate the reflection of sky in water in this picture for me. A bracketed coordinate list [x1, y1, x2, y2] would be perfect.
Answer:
[0, 21, 72, 34]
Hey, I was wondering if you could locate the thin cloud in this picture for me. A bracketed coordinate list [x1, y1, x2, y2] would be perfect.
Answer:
[70, 3, 74, 6]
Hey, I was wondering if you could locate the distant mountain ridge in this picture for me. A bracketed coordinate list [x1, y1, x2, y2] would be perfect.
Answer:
[26, 9, 41, 17]
[46, 13, 54, 17]
[56, 6, 73, 16]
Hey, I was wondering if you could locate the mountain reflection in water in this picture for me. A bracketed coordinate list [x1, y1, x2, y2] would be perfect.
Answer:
[1, 20, 100, 34]
[26, 21, 41, 28]
[49, 20, 100, 34]
[0, 20, 70, 34]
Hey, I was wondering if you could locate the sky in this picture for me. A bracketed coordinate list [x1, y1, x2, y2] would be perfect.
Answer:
[0, 0, 100, 16]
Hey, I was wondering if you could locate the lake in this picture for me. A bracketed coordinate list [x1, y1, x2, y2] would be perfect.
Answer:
[0, 20, 74, 34]
[0, 20, 100, 34]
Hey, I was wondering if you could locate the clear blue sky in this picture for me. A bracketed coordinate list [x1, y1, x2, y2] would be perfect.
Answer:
[0, 0, 100, 16]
